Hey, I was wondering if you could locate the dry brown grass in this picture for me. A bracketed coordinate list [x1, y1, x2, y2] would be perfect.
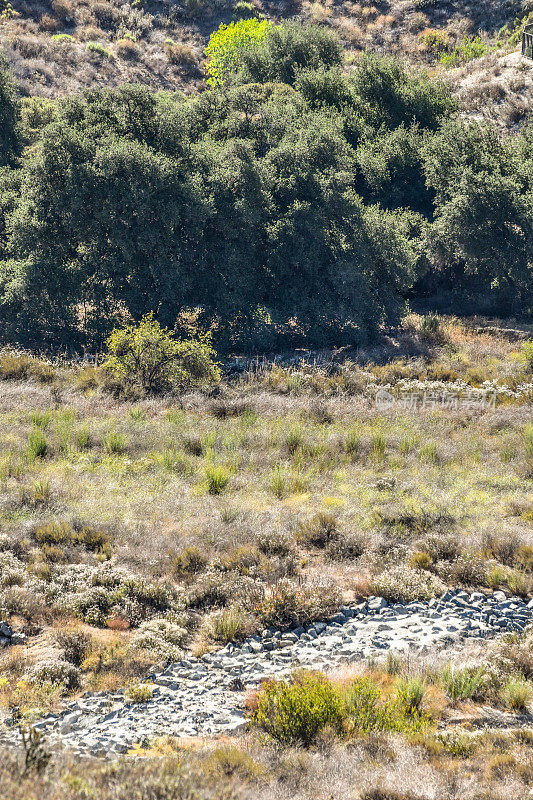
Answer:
[0, 319, 530, 725]
[0, 0, 528, 113]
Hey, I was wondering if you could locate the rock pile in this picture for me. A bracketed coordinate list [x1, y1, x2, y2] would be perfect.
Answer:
[0, 621, 26, 648]
[1, 590, 532, 757]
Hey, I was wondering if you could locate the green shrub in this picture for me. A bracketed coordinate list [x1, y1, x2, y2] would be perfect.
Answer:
[341, 676, 426, 735]
[129, 407, 147, 422]
[202, 607, 256, 643]
[159, 448, 193, 475]
[125, 682, 154, 703]
[440, 36, 488, 68]
[441, 665, 486, 702]
[204, 18, 272, 86]
[27, 479, 52, 506]
[31, 410, 51, 429]
[344, 430, 361, 457]
[86, 41, 115, 59]
[253, 672, 429, 746]
[27, 427, 48, 459]
[521, 340, 533, 373]
[524, 423, 533, 458]
[75, 426, 91, 450]
[232, 0, 256, 19]
[395, 676, 427, 715]
[285, 428, 303, 455]
[213, 545, 261, 574]
[419, 442, 438, 464]
[436, 729, 476, 758]
[419, 312, 443, 339]
[499, 677, 532, 711]
[370, 434, 386, 462]
[205, 465, 230, 495]
[172, 547, 208, 578]
[103, 314, 220, 396]
[103, 431, 127, 455]
[253, 672, 342, 745]
[268, 464, 287, 498]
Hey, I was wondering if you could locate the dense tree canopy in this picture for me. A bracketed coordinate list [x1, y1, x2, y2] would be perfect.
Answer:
[0, 25, 531, 352]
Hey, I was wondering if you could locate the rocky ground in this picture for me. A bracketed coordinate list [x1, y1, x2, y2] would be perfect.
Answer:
[3, 588, 531, 758]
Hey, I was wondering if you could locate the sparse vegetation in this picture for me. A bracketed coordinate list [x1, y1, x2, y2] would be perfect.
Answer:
[0, 9, 531, 795]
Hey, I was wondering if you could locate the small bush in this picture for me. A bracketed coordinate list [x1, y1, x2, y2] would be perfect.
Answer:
[172, 547, 208, 579]
[437, 729, 476, 758]
[205, 465, 230, 495]
[214, 545, 261, 575]
[445, 553, 487, 586]
[372, 565, 445, 602]
[116, 38, 140, 59]
[183, 436, 203, 456]
[285, 428, 303, 455]
[409, 550, 432, 570]
[258, 530, 293, 558]
[0, 352, 32, 381]
[327, 532, 365, 560]
[27, 428, 48, 459]
[344, 430, 361, 457]
[133, 618, 187, 661]
[26, 479, 52, 507]
[419, 312, 444, 340]
[201, 606, 256, 643]
[103, 314, 220, 396]
[29, 660, 81, 691]
[31, 410, 51, 429]
[395, 676, 427, 715]
[103, 431, 127, 455]
[75, 426, 91, 450]
[506, 569, 530, 597]
[75, 366, 99, 392]
[499, 677, 532, 711]
[268, 464, 287, 498]
[233, 0, 256, 19]
[297, 512, 338, 547]
[86, 41, 115, 59]
[125, 682, 154, 703]
[253, 672, 342, 746]
[164, 39, 197, 64]
[370, 434, 386, 461]
[521, 340, 533, 373]
[56, 630, 92, 666]
[441, 665, 486, 702]
[254, 579, 340, 628]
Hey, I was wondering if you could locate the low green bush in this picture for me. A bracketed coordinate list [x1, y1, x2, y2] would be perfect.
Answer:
[27, 427, 48, 459]
[253, 672, 342, 746]
[253, 672, 429, 745]
[441, 665, 486, 702]
[103, 315, 220, 396]
[205, 465, 230, 495]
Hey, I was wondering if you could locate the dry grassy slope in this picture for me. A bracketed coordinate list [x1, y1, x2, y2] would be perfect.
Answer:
[0, 0, 528, 102]
[449, 48, 533, 129]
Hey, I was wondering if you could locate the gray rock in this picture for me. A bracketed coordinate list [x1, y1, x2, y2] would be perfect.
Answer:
[0, 622, 13, 638]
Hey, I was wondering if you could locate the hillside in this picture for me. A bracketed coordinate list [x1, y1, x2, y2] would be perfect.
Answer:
[0, 0, 531, 110]
[0, 317, 531, 798]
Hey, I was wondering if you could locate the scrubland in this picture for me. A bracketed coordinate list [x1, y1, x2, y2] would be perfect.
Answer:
[1, 0, 532, 122]
[0, 314, 531, 797]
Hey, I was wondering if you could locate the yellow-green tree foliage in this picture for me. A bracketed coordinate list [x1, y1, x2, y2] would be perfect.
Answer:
[204, 18, 272, 86]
